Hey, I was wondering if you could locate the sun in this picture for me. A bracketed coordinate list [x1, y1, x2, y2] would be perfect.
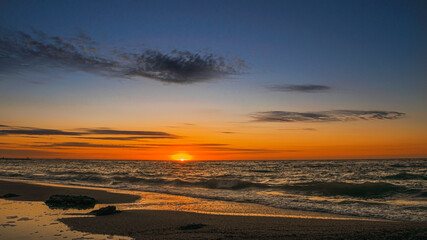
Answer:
[171, 152, 193, 162]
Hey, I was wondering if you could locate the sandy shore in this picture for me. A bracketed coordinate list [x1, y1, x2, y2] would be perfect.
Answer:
[61, 210, 427, 240]
[1, 179, 426, 240]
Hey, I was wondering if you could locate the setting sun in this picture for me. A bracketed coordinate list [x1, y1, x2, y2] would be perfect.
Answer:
[171, 152, 193, 162]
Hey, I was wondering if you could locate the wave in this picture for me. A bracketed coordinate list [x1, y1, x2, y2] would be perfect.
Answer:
[247, 169, 275, 173]
[384, 172, 427, 180]
[111, 176, 168, 184]
[390, 164, 409, 168]
[173, 178, 261, 190]
[109, 176, 408, 198]
[45, 170, 101, 176]
[418, 192, 427, 197]
[281, 181, 405, 198]
[338, 200, 387, 206]
[111, 176, 261, 190]
[0, 172, 23, 177]
[2, 170, 412, 198]
[43, 174, 108, 183]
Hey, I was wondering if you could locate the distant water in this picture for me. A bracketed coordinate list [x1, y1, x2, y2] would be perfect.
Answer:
[1, 159, 426, 221]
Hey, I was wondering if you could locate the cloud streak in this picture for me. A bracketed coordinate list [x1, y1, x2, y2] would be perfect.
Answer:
[279, 128, 317, 131]
[0, 125, 176, 138]
[81, 129, 175, 137]
[47, 142, 146, 149]
[252, 110, 405, 122]
[0, 126, 81, 136]
[0, 28, 246, 84]
[143, 143, 277, 153]
[78, 136, 172, 141]
[22, 141, 275, 153]
[268, 84, 331, 92]
[1, 124, 280, 153]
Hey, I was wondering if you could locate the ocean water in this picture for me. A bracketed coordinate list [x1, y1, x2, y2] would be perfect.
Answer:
[0, 158, 426, 221]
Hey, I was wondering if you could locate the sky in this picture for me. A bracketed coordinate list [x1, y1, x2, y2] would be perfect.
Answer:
[0, 0, 426, 160]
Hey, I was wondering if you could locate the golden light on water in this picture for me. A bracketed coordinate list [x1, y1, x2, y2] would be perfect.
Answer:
[171, 152, 193, 162]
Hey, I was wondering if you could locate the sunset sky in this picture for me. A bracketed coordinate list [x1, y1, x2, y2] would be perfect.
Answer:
[1, 0, 426, 160]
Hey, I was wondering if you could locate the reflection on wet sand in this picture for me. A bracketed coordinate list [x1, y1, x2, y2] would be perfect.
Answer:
[0, 199, 131, 240]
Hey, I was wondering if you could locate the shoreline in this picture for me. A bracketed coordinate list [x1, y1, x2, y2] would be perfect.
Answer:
[0, 178, 383, 221]
[0, 178, 140, 204]
[1, 179, 426, 239]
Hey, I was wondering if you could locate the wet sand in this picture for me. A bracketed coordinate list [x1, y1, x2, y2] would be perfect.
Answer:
[1, 179, 426, 240]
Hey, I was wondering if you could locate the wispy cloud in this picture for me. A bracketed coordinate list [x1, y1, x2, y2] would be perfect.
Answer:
[47, 142, 146, 149]
[0, 28, 246, 84]
[279, 128, 317, 131]
[81, 128, 175, 137]
[2, 124, 276, 152]
[78, 136, 173, 141]
[144, 143, 228, 147]
[252, 110, 405, 122]
[0, 148, 61, 157]
[267, 84, 331, 93]
[200, 146, 278, 153]
[0, 124, 176, 138]
[21, 141, 276, 153]
[0, 126, 81, 136]
[143, 143, 277, 153]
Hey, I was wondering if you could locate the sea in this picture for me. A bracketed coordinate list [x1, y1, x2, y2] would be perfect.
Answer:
[0, 158, 426, 222]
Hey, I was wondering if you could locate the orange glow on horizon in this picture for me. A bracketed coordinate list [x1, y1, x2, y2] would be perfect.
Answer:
[171, 152, 193, 161]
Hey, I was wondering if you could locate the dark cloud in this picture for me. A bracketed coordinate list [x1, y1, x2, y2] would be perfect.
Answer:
[0, 28, 246, 84]
[83, 129, 175, 137]
[252, 110, 405, 122]
[200, 146, 278, 153]
[279, 128, 317, 131]
[144, 143, 228, 147]
[126, 50, 246, 83]
[268, 84, 331, 92]
[0, 149, 61, 157]
[23, 141, 273, 152]
[39, 142, 146, 149]
[0, 125, 176, 138]
[221, 131, 235, 134]
[78, 136, 173, 141]
[21, 141, 279, 153]
[0, 125, 82, 136]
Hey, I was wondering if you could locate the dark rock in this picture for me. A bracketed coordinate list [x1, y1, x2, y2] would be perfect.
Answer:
[45, 195, 96, 209]
[0, 193, 20, 198]
[89, 206, 120, 216]
[178, 223, 207, 230]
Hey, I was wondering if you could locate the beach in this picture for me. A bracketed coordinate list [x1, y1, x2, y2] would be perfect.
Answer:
[1, 179, 426, 240]
[2, 1, 426, 239]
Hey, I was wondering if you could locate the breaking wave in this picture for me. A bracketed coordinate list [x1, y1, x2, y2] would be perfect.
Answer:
[384, 172, 427, 180]
[108, 176, 409, 197]
[280, 181, 405, 197]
